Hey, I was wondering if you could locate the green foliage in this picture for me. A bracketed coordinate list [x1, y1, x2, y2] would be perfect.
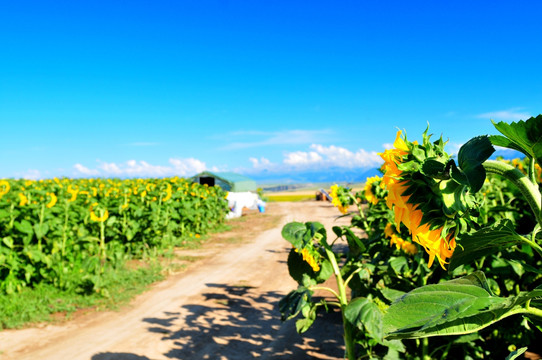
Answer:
[280, 115, 542, 359]
[0, 177, 229, 296]
[384, 271, 542, 339]
[382, 116, 542, 356]
[345, 297, 384, 341]
[449, 221, 527, 271]
[457, 136, 495, 192]
[491, 114, 542, 167]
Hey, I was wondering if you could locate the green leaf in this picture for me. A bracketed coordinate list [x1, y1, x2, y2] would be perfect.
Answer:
[14, 220, 34, 235]
[282, 221, 327, 249]
[383, 271, 541, 339]
[345, 297, 384, 341]
[381, 288, 406, 302]
[489, 135, 525, 154]
[2, 237, 14, 249]
[296, 303, 317, 333]
[34, 223, 49, 239]
[421, 158, 447, 178]
[492, 114, 542, 166]
[281, 222, 307, 249]
[316, 258, 334, 283]
[106, 215, 117, 226]
[278, 286, 312, 321]
[0, 209, 9, 220]
[449, 221, 525, 271]
[332, 226, 366, 256]
[457, 136, 495, 192]
[389, 256, 408, 275]
[505, 347, 528, 360]
[439, 179, 470, 215]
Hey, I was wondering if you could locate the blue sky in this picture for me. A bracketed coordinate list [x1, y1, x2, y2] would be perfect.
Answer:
[1, 1, 540, 181]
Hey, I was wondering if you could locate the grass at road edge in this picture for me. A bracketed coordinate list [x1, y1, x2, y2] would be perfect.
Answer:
[0, 263, 163, 330]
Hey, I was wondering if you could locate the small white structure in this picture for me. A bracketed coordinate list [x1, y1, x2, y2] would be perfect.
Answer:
[225, 191, 266, 219]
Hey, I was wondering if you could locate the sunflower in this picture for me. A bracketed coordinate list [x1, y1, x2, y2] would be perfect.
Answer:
[46, 192, 57, 208]
[363, 176, 381, 205]
[330, 184, 351, 214]
[19, 192, 28, 206]
[379, 130, 457, 269]
[295, 247, 321, 272]
[384, 222, 418, 255]
[90, 203, 109, 222]
[0, 180, 10, 196]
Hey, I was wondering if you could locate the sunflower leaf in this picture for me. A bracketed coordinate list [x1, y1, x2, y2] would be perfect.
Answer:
[491, 114, 542, 167]
[457, 136, 495, 192]
[383, 271, 542, 339]
[449, 221, 525, 272]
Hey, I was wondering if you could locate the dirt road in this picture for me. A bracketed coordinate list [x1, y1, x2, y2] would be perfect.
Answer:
[0, 201, 351, 360]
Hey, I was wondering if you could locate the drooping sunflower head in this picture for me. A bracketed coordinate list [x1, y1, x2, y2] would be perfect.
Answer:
[294, 247, 321, 272]
[363, 176, 382, 205]
[19, 192, 28, 206]
[0, 180, 10, 196]
[378, 129, 479, 269]
[330, 184, 353, 214]
[90, 202, 109, 222]
[46, 192, 57, 208]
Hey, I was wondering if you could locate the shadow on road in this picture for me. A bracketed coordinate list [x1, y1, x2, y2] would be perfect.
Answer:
[142, 283, 344, 359]
[91, 353, 151, 360]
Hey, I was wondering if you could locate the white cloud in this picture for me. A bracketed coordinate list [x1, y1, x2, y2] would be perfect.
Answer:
[249, 157, 272, 169]
[74, 163, 100, 176]
[284, 151, 323, 166]
[283, 144, 382, 169]
[476, 108, 531, 121]
[246, 144, 384, 173]
[169, 158, 208, 175]
[72, 158, 212, 178]
[445, 142, 463, 157]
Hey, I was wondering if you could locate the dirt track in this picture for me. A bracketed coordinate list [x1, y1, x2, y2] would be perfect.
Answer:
[0, 201, 351, 360]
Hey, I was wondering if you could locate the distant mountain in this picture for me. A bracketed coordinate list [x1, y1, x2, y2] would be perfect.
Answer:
[247, 147, 525, 186]
[248, 167, 381, 184]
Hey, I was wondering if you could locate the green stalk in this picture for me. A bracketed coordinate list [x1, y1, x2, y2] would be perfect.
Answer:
[521, 235, 542, 258]
[529, 157, 537, 185]
[309, 286, 341, 300]
[349, 193, 369, 230]
[524, 306, 542, 319]
[62, 200, 70, 256]
[38, 203, 45, 252]
[99, 209, 107, 268]
[483, 160, 542, 228]
[8, 202, 15, 229]
[325, 247, 356, 360]
[422, 337, 430, 360]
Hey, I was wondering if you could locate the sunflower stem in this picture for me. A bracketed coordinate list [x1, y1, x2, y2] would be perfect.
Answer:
[529, 157, 537, 185]
[349, 193, 369, 230]
[324, 247, 356, 360]
[483, 160, 542, 229]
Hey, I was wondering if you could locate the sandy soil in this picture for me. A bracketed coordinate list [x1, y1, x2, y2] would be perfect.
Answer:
[0, 201, 352, 360]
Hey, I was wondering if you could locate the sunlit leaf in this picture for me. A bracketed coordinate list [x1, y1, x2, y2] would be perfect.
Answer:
[384, 271, 542, 339]
[345, 297, 384, 341]
[449, 221, 526, 271]
[491, 114, 542, 166]
[457, 136, 495, 192]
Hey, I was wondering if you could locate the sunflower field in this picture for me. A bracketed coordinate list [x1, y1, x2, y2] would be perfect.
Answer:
[0, 177, 229, 296]
[280, 115, 542, 359]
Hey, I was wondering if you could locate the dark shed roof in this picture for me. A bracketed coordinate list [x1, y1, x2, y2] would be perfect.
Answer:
[191, 171, 257, 192]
